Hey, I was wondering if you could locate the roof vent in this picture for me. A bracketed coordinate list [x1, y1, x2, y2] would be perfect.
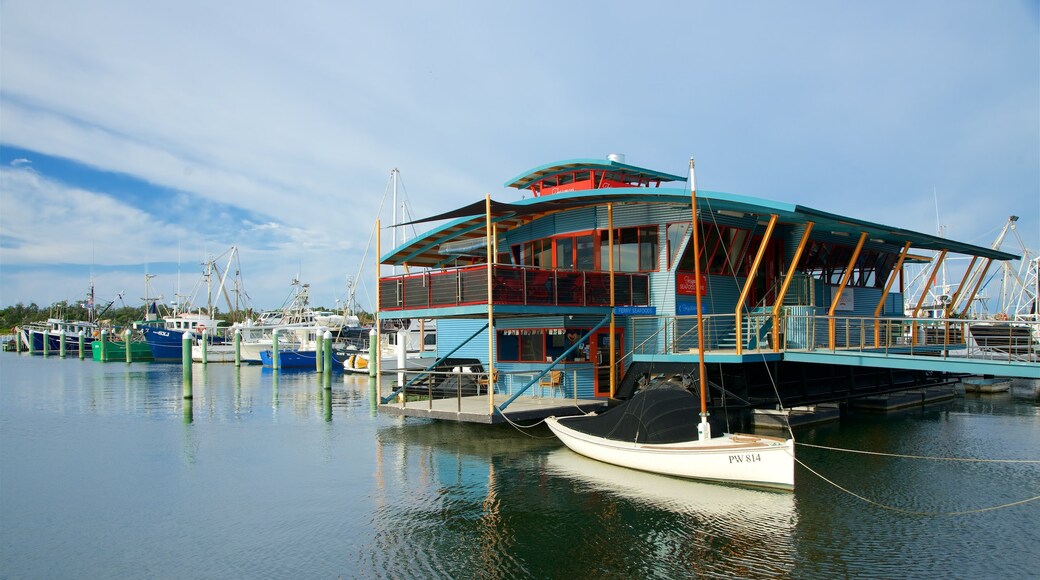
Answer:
[607, 153, 626, 164]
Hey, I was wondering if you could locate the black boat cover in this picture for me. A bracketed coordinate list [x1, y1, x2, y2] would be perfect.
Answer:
[558, 383, 721, 444]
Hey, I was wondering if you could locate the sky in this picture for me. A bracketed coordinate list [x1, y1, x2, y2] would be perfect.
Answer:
[1, 0, 1037, 314]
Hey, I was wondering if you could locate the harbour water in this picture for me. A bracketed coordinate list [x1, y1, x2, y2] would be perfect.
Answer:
[1, 354, 1038, 578]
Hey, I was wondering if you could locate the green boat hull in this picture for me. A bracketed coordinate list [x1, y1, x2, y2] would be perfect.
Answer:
[91, 340, 155, 362]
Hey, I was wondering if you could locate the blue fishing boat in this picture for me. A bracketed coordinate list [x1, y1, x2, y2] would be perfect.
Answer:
[259, 348, 320, 369]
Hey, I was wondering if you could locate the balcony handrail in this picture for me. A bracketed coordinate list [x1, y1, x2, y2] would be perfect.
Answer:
[629, 313, 1039, 362]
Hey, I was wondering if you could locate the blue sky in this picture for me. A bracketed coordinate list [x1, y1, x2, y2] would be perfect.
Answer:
[1, 0, 1037, 312]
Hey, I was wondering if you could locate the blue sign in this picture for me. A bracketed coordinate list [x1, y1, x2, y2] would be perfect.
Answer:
[614, 306, 657, 316]
[676, 302, 701, 315]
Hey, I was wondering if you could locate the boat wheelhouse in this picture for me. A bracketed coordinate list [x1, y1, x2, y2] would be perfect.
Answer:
[373, 155, 1036, 424]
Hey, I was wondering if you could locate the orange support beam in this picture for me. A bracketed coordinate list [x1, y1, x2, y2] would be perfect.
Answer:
[828, 232, 868, 350]
[772, 222, 814, 351]
[946, 256, 978, 319]
[909, 249, 947, 344]
[958, 258, 994, 318]
[872, 242, 912, 347]
[735, 214, 778, 355]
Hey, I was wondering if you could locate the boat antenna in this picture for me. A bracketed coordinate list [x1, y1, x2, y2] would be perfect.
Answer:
[689, 158, 711, 441]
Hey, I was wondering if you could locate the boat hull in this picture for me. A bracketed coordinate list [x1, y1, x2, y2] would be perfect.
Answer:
[962, 377, 1012, 393]
[191, 344, 246, 363]
[259, 349, 319, 368]
[140, 325, 187, 362]
[546, 416, 795, 490]
[23, 327, 96, 354]
[91, 340, 154, 362]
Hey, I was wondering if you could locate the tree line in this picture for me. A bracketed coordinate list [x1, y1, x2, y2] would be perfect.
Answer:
[1, 301, 375, 333]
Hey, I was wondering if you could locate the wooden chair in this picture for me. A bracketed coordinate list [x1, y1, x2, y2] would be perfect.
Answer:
[477, 369, 498, 395]
[538, 370, 563, 397]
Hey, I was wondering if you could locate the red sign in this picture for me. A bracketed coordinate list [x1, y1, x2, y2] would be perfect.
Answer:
[676, 273, 707, 296]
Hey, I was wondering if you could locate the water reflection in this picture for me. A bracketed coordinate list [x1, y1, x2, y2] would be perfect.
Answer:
[545, 448, 799, 577]
[369, 420, 801, 578]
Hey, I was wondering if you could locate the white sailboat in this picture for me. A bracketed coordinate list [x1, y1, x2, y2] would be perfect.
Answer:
[546, 158, 796, 490]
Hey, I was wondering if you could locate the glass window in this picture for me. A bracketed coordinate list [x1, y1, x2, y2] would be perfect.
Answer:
[556, 237, 575, 269]
[519, 333, 544, 361]
[667, 223, 689, 268]
[576, 235, 595, 270]
[639, 227, 658, 271]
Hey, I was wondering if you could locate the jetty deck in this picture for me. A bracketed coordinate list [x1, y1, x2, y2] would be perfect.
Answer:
[380, 393, 608, 424]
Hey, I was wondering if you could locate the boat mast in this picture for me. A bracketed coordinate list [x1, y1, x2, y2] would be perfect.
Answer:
[392, 168, 399, 276]
[689, 158, 711, 441]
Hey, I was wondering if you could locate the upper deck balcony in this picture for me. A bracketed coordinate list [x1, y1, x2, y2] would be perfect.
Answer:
[379, 264, 649, 312]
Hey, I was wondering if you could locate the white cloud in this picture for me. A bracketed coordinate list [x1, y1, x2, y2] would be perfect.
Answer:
[0, 0, 1036, 308]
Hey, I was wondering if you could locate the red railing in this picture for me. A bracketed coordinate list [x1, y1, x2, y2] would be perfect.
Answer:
[379, 264, 649, 311]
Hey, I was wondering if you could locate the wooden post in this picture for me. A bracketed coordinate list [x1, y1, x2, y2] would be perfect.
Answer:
[486, 194, 496, 414]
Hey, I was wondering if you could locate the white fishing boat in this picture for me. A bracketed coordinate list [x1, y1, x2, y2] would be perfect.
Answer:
[342, 319, 436, 374]
[962, 376, 1012, 393]
[546, 159, 796, 490]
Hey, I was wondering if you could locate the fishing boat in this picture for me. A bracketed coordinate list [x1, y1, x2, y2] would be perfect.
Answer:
[140, 247, 241, 362]
[91, 334, 155, 362]
[19, 283, 112, 354]
[232, 279, 356, 364]
[342, 319, 436, 374]
[259, 347, 320, 369]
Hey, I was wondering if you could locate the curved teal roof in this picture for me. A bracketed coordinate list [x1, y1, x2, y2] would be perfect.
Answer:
[504, 158, 687, 190]
[381, 185, 1020, 267]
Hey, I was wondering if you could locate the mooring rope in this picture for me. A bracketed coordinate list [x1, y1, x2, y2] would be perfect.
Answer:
[494, 405, 554, 437]
[796, 442, 1040, 463]
[794, 455, 1040, 516]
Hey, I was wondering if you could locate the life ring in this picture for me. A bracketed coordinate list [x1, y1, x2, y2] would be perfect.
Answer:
[197, 324, 206, 332]
[994, 313, 1009, 321]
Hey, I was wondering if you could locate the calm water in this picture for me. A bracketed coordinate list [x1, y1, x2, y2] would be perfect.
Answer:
[2, 354, 1038, 579]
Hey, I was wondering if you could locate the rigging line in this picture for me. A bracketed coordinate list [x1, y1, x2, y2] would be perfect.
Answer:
[702, 197, 795, 440]
[795, 456, 1040, 516]
[796, 442, 1040, 463]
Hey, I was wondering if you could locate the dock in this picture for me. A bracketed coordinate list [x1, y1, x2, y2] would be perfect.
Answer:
[380, 393, 608, 424]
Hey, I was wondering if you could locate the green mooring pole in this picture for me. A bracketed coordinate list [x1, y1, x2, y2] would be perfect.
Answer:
[124, 328, 132, 363]
[59, 330, 67, 358]
[271, 329, 280, 370]
[42, 330, 50, 357]
[234, 328, 242, 367]
[323, 330, 333, 376]
[368, 328, 377, 378]
[78, 330, 85, 359]
[182, 331, 193, 399]
[316, 329, 324, 373]
[200, 329, 208, 365]
[99, 329, 107, 361]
